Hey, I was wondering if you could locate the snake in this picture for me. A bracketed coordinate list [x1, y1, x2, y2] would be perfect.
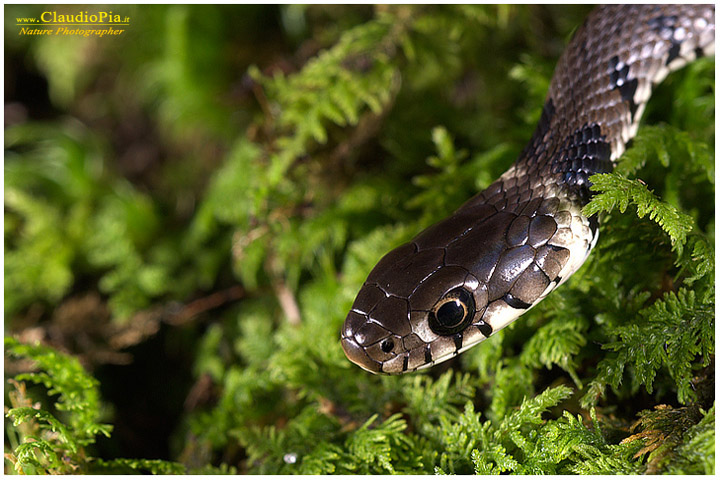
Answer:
[341, 4, 715, 374]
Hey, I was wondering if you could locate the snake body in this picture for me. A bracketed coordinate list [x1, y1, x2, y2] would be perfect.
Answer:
[341, 5, 715, 374]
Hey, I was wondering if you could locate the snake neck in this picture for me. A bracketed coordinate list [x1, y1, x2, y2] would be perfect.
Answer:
[501, 4, 715, 208]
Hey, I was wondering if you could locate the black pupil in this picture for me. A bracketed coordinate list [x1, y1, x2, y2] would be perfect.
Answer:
[436, 299, 465, 327]
[428, 288, 476, 336]
[380, 339, 394, 353]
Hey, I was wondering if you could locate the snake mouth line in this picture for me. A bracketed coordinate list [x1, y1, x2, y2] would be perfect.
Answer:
[341, 325, 487, 374]
[340, 336, 382, 373]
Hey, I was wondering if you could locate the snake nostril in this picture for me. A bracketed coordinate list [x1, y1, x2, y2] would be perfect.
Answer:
[380, 339, 395, 353]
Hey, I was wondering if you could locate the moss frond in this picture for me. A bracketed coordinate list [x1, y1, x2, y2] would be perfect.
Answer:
[4, 5, 713, 475]
[584, 172, 694, 248]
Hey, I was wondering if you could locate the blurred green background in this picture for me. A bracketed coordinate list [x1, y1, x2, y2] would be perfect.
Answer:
[4, 4, 713, 474]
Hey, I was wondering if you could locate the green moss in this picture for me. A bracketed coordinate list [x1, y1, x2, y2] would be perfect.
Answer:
[5, 5, 713, 475]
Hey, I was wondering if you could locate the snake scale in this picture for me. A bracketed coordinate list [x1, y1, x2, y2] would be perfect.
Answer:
[341, 5, 715, 374]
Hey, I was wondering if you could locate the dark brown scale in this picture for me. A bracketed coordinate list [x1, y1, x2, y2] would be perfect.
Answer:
[368, 247, 444, 297]
[537, 197, 560, 216]
[516, 187, 533, 205]
[355, 322, 392, 346]
[364, 242, 416, 285]
[506, 215, 530, 247]
[341, 4, 714, 374]
[444, 212, 517, 282]
[487, 245, 535, 301]
[519, 197, 543, 217]
[350, 284, 385, 315]
[511, 263, 551, 305]
[408, 265, 470, 304]
[487, 192, 507, 209]
[343, 310, 367, 339]
[370, 296, 411, 336]
[507, 200, 529, 215]
[535, 245, 570, 282]
[505, 193, 522, 207]
[504, 176, 519, 189]
[413, 206, 494, 249]
[527, 215, 558, 248]
[403, 333, 425, 351]
[408, 348, 425, 370]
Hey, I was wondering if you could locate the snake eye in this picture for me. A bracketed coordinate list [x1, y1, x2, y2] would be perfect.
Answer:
[429, 288, 475, 335]
[380, 339, 395, 353]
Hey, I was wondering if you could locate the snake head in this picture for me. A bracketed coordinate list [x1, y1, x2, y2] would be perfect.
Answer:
[341, 199, 590, 374]
[341, 238, 492, 374]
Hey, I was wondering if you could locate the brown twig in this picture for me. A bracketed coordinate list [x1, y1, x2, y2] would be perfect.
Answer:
[274, 281, 302, 326]
[166, 285, 246, 326]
